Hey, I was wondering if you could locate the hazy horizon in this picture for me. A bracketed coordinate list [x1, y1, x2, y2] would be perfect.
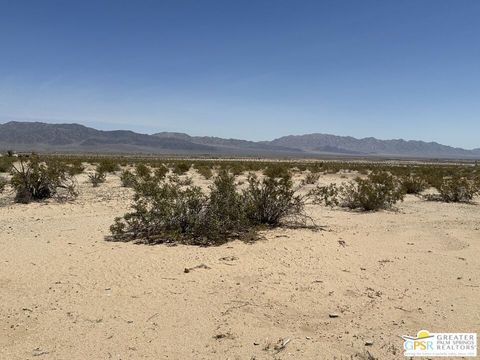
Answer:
[2, 1, 480, 148]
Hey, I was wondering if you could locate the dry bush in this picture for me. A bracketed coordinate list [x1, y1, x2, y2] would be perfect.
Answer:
[88, 171, 106, 187]
[135, 163, 151, 180]
[109, 170, 309, 245]
[10, 157, 77, 204]
[263, 164, 291, 179]
[243, 173, 308, 226]
[195, 165, 213, 179]
[0, 176, 7, 193]
[310, 172, 405, 211]
[302, 171, 320, 185]
[172, 161, 191, 175]
[400, 175, 429, 194]
[427, 176, 479, 203]
[97, 159, 120, 173]
[153, 165, 169, 180]
[0, 156, 14, 173]
[120, 170, 137, 188]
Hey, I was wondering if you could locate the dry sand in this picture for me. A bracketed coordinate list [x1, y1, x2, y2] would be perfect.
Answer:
[1, 171, 479, 359]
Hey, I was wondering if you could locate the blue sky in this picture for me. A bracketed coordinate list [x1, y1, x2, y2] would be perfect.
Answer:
[1, 0, 479, 148]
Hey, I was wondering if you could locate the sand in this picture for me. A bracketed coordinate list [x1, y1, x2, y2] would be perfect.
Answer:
[0, 171, 479, 359]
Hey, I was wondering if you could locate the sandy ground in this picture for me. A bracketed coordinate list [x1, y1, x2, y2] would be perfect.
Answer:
[0, 170, 479, 359]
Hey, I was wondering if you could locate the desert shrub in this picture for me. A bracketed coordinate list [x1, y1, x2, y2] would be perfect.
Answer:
[153, 165, 169, 180]
[110, 170, 247, 245]
[195, 165, 213, 179]
[263, 164, 291, 179]
[311, 172, 405, 211]
[0, 176, 7, 193]
[243, 173, 306, 226]
[135, 163, 151, 180]
[302, 171, 320, 185]
[109, 170, 309, 245]
[172, 162, 191, 175]
[88, 171, 106, 187]
[120, 170, 137, 188]
[0, 156, 14, 173]
[97, 159, 120, 173]
[400, 175, 429, 194]
[430, 176, 479, 203]
[66, 159, 85, 175]
[10, 157, 77, 204]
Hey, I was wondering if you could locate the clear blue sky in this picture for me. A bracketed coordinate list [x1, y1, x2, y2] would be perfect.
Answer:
[1, 0, 479, 148]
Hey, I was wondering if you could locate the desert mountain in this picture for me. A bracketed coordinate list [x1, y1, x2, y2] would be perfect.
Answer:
[0, 121, 479, 158]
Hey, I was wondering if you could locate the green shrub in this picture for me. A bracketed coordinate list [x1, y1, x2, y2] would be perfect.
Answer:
[10, 157, 77, 203]
[97, 159, 120, 173]
[66, 159, 85, 175]
[120, 170, 137, 188]
[0, 176, 7, 193]
[153, 165, 169, 180]
[431, 177, 479, 203]
[0, 156, 14, 173]
[88, 171, 106, 187]
[172, 162, 191, 175]
[263, 164, 291, 179]
[109, 170, 308, 245]
[135, 163, 151, 180]
[243, 173, 306, 226]
[302, 171, 320, 185]
[400, 175, 429, 194]
[195, 165, 213, 179]
[311, 172, 405, 211]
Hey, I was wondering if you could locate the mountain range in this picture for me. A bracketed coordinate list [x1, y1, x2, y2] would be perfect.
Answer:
[1, 121, 479, 159]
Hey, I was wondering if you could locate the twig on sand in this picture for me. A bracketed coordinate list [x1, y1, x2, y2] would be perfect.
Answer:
[274, 338, 291, 353]
[146, 313, 159, 322]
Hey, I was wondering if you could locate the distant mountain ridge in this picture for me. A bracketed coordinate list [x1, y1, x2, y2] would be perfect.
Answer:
[0, 121, 479, 159]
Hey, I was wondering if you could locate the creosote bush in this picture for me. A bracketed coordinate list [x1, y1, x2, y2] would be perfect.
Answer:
[153, 165, 169, 180]
[302, 171, 320, 185]
[135, 163, 151, 180]
[172, 162, 191, 175]
[310, 172, 405, 211]
[97, 159, 120, 173]
[429, 176, 479, 203]
[10, 157, 77, 204]
[0, 176, 7, 193]
[109, 170, 309, 245]
[243, 173, 306, 226]
[88, 171, 106, 187]
[400, 175, 429, 194]
[0, 156, 14, 173]
[195, 165, 213, 179]
[120, 170, 137, 188]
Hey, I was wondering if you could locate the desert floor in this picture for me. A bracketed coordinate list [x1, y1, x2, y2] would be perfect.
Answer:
[1, 171, 479, 359]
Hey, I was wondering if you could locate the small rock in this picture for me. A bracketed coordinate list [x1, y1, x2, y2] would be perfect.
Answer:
[329, 313, 339, 318]
[365, 341, 374, 346]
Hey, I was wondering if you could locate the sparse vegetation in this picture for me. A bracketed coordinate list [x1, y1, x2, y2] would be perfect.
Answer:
[400, 175, 429, 194]
[0, 176, 7, 193]
[172, 161, 191, 175]
[195, 164, 213, 179]
[10, 157, 77, 204]
[243, 172, 307, 226]
[109, 170, 309, 245]
[120, 170, 137, 188]
[0, 156, 14, 173]
[302, 171, 320, 185]
[428, 176, 479, 203]
[88, 171, 106, 187]
[97, 159, 120, 173]
[311, 172, 405, 211]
